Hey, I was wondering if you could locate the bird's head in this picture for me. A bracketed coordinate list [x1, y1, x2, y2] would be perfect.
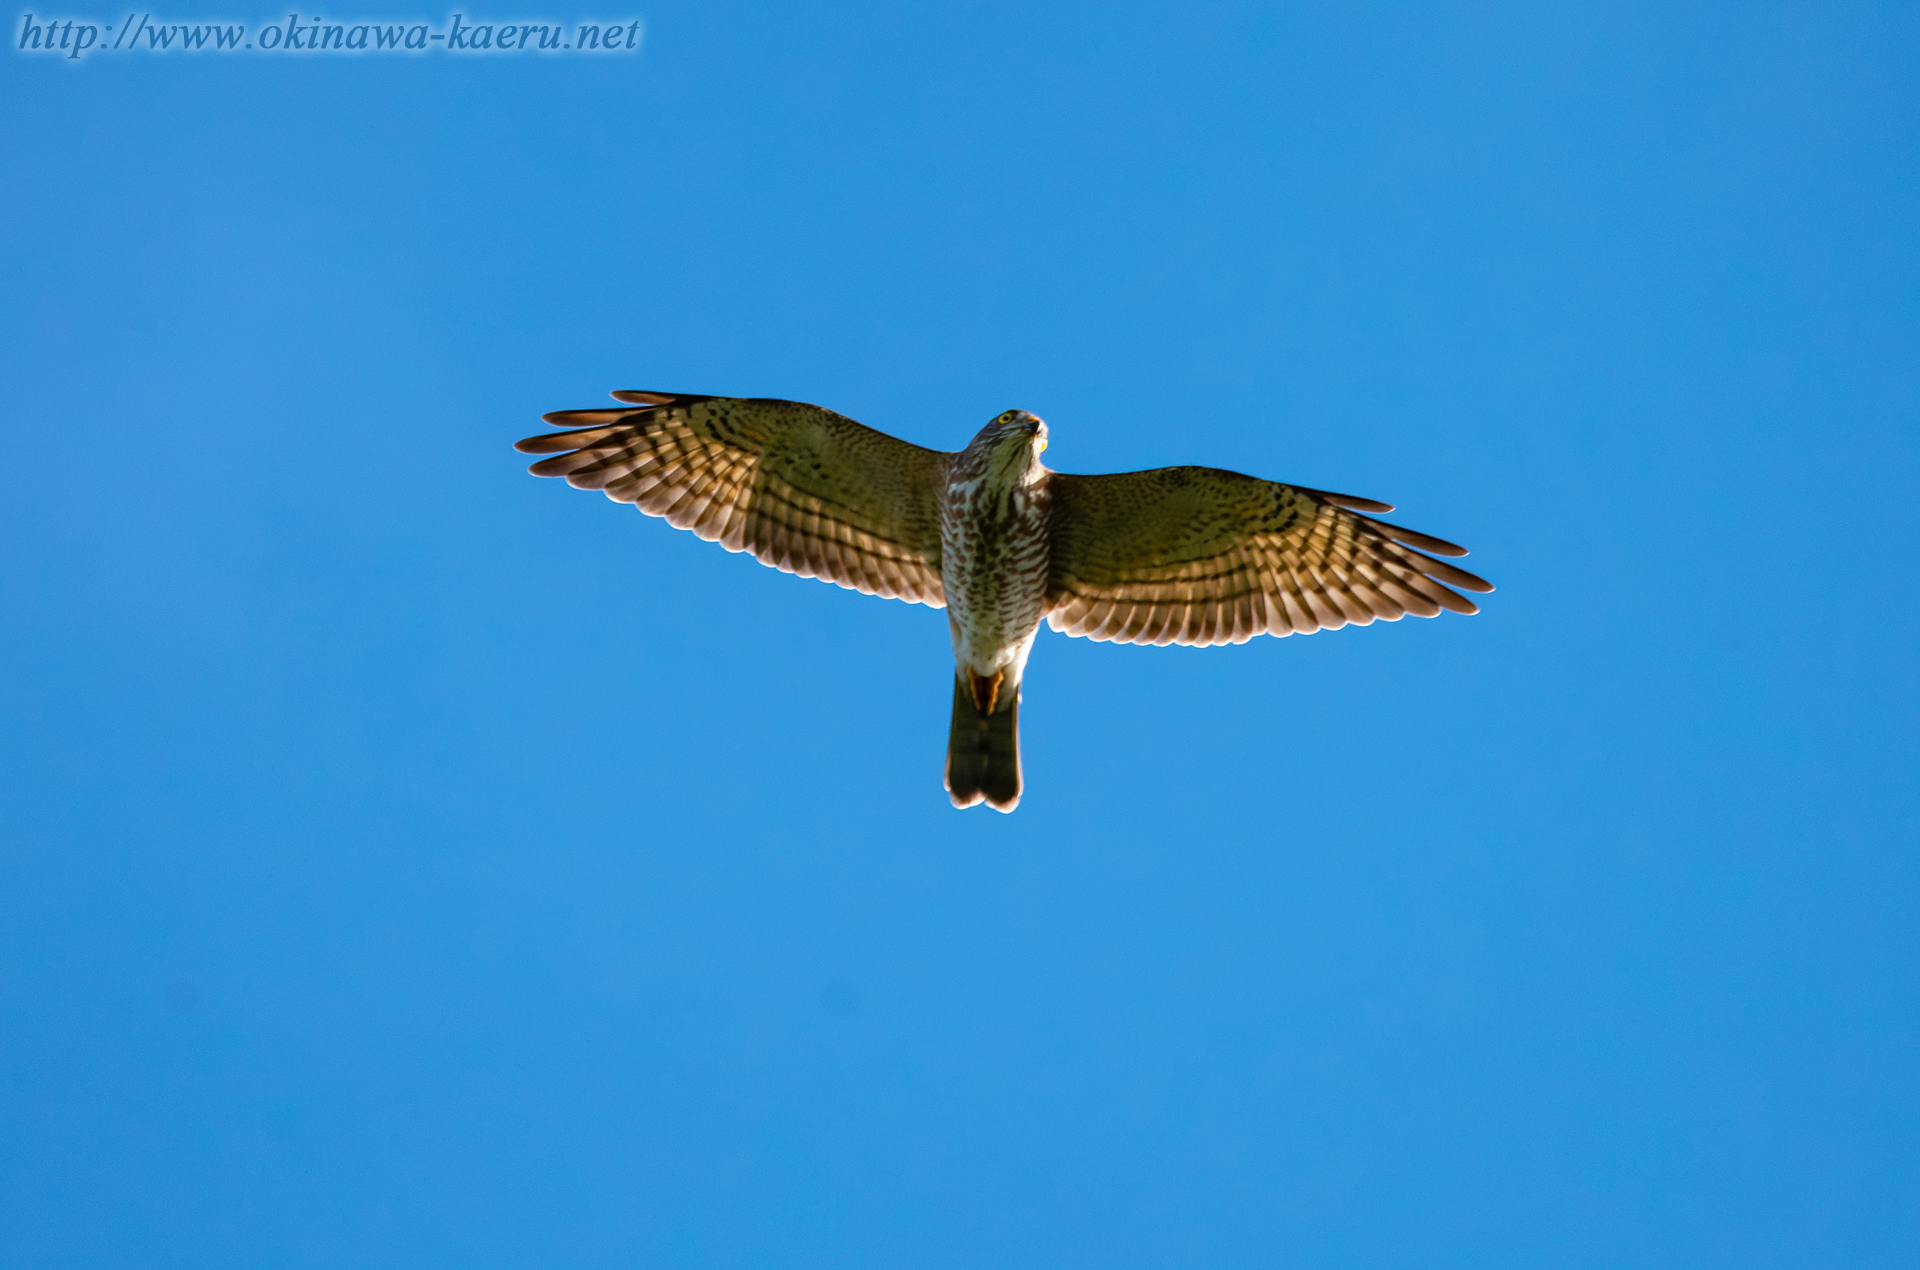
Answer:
[965, 409, 1048, 480]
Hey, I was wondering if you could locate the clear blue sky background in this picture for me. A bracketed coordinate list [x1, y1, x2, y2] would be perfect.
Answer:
[3, 2, 1916, 1266]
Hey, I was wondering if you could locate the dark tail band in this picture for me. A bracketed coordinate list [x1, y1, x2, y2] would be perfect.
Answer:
[944, 675, 1021, 812]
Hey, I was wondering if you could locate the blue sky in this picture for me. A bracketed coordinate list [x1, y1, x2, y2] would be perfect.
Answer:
[3, 1, 1916, 1265]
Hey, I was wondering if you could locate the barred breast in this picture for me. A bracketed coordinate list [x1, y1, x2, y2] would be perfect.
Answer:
[939, 470, 1053, 680]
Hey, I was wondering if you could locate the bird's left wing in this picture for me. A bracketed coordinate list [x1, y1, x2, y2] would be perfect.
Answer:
[517, 392, 949, 606]
[1045, 466, 1492, 646]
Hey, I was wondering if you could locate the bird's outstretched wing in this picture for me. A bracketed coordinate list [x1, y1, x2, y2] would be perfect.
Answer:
[1045, 466, 1492, 646]
[516, 392, 950, 606]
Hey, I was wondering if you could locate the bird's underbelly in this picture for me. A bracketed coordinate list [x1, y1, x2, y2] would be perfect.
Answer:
[940, 499, 1050, 679]
[945, 576, 1047, 675]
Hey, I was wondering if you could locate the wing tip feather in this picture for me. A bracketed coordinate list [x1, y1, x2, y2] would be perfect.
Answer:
[1298, 486, 1396, 514]
[1362, 516, 1472, 557]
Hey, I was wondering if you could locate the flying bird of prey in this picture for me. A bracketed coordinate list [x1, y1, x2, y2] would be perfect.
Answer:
[516, 391, 1492, 812]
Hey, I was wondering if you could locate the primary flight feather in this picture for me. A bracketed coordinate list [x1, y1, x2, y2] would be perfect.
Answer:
[516, 391, 1492, 812]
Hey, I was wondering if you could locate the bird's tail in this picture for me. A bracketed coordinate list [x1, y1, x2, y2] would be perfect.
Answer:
[945, 671, 1021, 812]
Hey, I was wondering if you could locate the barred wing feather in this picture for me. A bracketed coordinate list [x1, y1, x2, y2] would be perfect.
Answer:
[1045, 466, 1492, 647]
[515, 392, 949, 606]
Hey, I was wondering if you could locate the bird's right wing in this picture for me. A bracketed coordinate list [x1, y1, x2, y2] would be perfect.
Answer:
[516, 392, 950, 606]
[1045, 466, 1492, 646]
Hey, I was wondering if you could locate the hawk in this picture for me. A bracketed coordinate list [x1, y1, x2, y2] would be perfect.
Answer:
[516, 391, 1492, 812]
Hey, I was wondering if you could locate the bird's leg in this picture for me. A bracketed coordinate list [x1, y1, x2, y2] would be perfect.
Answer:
[968, 668, 1005, 715]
